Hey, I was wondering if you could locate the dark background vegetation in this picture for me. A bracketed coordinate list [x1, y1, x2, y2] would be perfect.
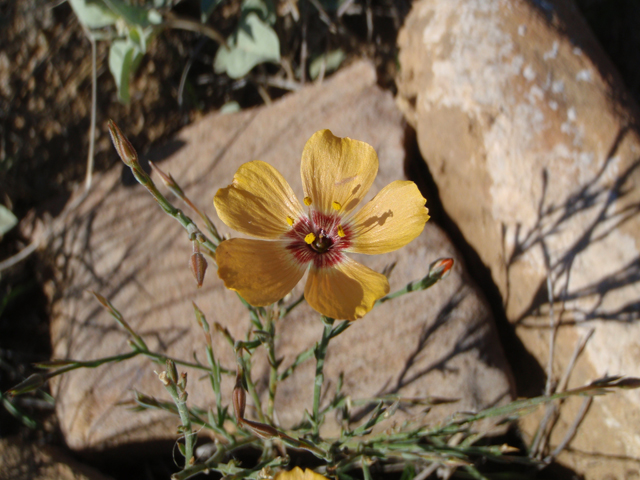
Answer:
[1, 0, 639, 478]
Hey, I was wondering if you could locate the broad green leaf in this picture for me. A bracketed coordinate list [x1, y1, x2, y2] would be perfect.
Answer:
[214, 12, 280, 79]
[201, 0, 224, 22]
[109, 38, 143, 103]
[68, 0, 118, 29]
[309, 49, 346, 80]
[0, 205, 17, 238]
[241, 0, 276, 25]
[103, 0, 162, 28]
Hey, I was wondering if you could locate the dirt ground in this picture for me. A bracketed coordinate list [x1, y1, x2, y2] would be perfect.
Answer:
[1, 0, 640, 478]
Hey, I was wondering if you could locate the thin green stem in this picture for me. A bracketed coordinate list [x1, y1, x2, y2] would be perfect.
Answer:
[312, 316, 334, 438]
[162, 372, 195, 468]
[265, 314, 278, 421]
[237, 354, 266, 424]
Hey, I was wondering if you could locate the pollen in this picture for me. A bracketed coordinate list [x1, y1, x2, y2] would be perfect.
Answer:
[337, 225, 345, 237]
[332, 201, 342, 211]
[286, 215, 294, 226]
[305, 232, 316, 244]
[304, 196, 312, 206]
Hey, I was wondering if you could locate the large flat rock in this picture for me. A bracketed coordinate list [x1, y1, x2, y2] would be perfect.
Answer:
[397, 0, 640, 477]
[48, 61, 513, 451]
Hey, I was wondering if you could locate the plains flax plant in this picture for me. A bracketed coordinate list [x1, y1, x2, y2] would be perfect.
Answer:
[13, 124, 640, 480]
[213, 129, 431, 321]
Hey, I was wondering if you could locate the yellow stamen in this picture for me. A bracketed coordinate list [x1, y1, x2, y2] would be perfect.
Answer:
[304, 196, 312, 206]
[337, 225, 345, 237]
[286, 215, 294, 226]
[332, 201, 342, 211]
[305, 232, 316, 244]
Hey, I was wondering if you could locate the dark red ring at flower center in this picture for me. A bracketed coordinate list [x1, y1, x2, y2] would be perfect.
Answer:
[285, 212, 352, 269]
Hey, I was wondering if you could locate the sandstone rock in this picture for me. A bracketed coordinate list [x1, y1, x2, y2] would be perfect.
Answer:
[0, 437, 115, 480]
[397, 0, 640, 477]
[48, 60, 513, 452]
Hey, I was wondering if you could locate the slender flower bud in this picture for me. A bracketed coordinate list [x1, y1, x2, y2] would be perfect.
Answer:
[428, 257, 454, 280]
[190, 242, 208, 288]
[242, 418, 280, 439]
[233, 386, 246, 426]
[166, 359, 178, 384]
[178, 372, 188, 390]
[149, 161, 185, 197]
[107, 120, 139, 168]
[5, 374, 44, 397]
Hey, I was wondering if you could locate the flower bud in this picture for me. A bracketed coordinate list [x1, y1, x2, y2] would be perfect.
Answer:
[6, 374, 44, 397]
[428, 257, 454, 280]
[166, 359, 178, 384]
[149, 161, 185, 196]
[233, 373, 246, 425]
[190, 252, 208, 288]
[242, 418, 279, 439]
[107, 120, 139, 168]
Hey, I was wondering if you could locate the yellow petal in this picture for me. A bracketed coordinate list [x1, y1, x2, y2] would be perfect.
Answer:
[214, 161, 303, 239]
[347, 180, 430, 255]
[304, 257, 389, 321]
[216, 238, 306, 306]
[275, 467, 329, 480]
[301, 130, 378, 216]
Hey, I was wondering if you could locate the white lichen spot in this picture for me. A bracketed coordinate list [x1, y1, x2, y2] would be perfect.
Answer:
[528, 85, 544, 103]
[548, 100, 558, 111]
[579, 151, 594, 167]
[567, 107, 577, 122]
[543, 41, 559, 60]
[518, 24, 527, 36]
[551, 80, 564, 93]
[576, 69, 592, 82]
[511, 55, 525, 74]
[573, 47, 583, 56]
[523, 65, 536, 81]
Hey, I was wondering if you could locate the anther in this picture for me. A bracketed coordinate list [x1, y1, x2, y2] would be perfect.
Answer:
[286, 215, 294, 226]
[332, 201, 342, 211]
[304, 196, 312, 206]
[305, 232, 316, 244]
[337, 225, 345, 237]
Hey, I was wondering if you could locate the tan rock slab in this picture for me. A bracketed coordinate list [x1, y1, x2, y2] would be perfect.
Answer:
[397, 0, 640, 477]
[48, 60, 513, 452]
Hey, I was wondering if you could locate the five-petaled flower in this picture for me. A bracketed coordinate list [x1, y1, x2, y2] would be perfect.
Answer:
[214, 130, 430, 321]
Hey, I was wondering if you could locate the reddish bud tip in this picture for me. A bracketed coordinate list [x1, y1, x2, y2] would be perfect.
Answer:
[429, 257, 454, 280]
[189, 252, 208, 288]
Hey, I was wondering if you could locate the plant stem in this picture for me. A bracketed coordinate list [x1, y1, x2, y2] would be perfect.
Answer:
[162, 374, 195, 468]
[312, 316, 334, 438]
[265, 313, 278, 421]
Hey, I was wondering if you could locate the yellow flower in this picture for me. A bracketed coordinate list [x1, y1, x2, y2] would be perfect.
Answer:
[214, 130, 430, 321]
[274, 467, 329, 480]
